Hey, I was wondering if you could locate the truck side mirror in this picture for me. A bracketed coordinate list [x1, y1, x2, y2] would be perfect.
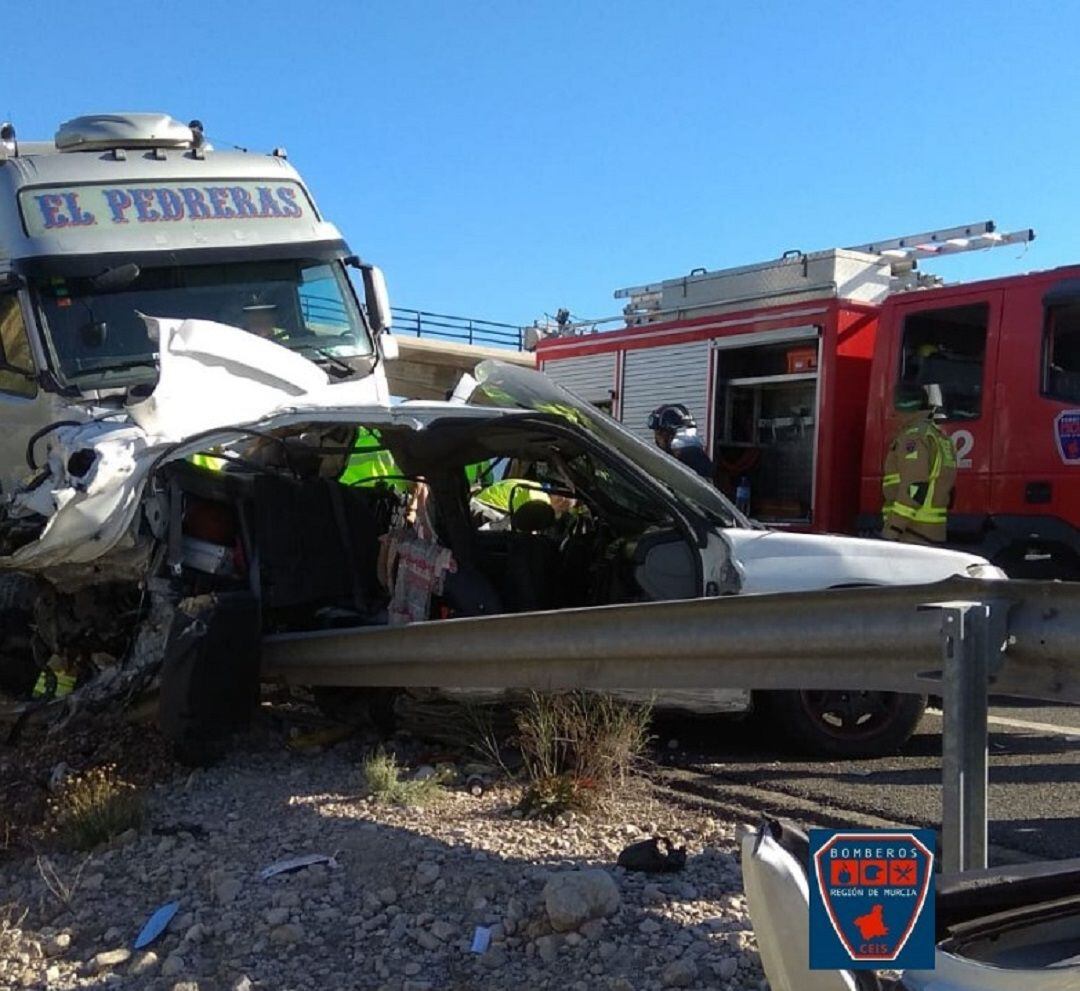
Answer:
[379, 331, 399, 362]
[360, 264, 393, 335]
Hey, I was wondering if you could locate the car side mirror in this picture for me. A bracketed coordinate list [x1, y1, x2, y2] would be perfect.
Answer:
[379, 331, 399, 362]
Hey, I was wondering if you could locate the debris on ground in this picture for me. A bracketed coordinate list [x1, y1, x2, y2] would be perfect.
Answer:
[0, 726, 766, 990]
[617, 837, 689, 874]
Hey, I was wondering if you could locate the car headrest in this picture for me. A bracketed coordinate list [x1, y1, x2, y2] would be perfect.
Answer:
[511, 500, 556, 533]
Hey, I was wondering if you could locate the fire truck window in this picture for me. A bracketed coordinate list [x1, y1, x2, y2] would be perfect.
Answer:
[896, 303, 988, 420]
[0, 294, 37, 398]
[1045, 303, 1080, 403]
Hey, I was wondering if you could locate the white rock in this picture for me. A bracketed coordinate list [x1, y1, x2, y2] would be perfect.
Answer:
[44, 933, 71, 957]
[93, 948, 131, 972]
[543, 870, 621, 932]
[129, 951, 159, 975]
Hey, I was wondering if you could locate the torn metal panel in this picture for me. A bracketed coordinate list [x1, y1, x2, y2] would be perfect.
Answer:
[0, 316, 389, 578]
[126, 316, 332, 440]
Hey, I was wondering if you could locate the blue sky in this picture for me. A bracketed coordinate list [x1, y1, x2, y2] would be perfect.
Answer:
[2, 1, 1074, 328]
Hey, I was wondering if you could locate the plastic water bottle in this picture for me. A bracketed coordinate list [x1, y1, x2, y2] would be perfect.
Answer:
[735, 476, 751, 514]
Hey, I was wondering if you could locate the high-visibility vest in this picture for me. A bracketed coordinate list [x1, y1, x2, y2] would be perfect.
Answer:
[190, 452, 227, 472]
[472, 479, 550, 514]
[339, 428, 409, 492]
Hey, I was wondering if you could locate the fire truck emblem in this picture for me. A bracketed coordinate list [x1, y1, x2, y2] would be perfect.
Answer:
[1054, 410, 1080, 463]
[809, 829, 935, 970]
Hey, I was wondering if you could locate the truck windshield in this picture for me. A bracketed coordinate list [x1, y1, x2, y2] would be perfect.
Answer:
[32, 256, 372, 386]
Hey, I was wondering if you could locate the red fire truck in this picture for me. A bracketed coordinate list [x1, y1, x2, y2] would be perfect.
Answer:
[534, 222, 1080, 579]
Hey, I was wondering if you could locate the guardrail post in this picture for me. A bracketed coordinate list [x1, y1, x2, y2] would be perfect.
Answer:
[933, 601, 993, 873]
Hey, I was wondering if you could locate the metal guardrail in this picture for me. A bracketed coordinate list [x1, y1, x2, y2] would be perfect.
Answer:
[262, 577, 1074, 698]
[391, 308, 524, 350]
[263, 575, 1080, 873]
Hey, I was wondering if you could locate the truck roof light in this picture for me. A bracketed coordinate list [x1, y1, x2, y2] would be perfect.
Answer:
[0, 122, 15, 159]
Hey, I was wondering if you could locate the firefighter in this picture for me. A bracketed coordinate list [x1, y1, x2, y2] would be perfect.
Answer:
[881, 388, 957, 544]
[339, 427, 409, 492]
[647, 404, 715, 480]
[472, 478, 550, 515]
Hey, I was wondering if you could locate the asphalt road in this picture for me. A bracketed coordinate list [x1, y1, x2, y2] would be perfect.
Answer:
[653, 700, 1080, 865]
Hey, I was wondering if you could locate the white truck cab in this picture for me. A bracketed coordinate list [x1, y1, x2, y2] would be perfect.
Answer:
[0, 112, 396, 494]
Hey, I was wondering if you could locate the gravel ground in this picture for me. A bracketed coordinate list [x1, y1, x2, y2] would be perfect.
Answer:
[0, 731, 767, 991]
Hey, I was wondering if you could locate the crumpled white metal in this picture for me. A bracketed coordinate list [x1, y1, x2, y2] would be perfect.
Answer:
[1, 316, 386, 573]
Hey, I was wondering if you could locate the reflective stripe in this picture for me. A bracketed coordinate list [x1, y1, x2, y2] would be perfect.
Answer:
[882, 473, 901, 486]
[33, 670, 76, 699]
[190, 452, 227, 472]
[888, 502, 947, 523]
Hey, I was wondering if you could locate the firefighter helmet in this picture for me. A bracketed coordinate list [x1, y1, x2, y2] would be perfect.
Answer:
[647, 404, 696, 433]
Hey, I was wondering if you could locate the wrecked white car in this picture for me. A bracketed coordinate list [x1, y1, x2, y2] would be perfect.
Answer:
[0, 316, 1004, 760]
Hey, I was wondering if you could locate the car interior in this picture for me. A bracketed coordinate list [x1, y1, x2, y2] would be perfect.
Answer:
[162, 412, 701, 633]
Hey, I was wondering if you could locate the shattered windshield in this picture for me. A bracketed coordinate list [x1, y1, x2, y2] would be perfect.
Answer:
[33, 256, 373, 386]
[471, 360, 750, 529]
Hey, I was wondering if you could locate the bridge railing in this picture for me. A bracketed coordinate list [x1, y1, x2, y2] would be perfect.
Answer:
[392, 308, 524, 350]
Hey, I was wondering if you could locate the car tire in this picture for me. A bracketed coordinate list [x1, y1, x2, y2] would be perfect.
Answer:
[759, 689, 927, 759]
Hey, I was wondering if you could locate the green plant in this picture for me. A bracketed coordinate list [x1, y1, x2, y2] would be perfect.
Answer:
[361, 749, 446, 806]
[515, 692, 652, 816]
[47, 764, 143, 851]
[0, 902, 29, 960]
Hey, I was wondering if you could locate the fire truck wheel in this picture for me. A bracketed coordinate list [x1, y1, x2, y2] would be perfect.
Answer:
[760, 689, 927, 759]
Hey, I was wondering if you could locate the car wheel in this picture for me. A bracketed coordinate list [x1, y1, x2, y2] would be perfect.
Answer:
[760, 689, 927, 758]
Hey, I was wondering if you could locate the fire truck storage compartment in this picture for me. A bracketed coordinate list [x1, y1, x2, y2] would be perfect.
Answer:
[621, 341, 711, 444]
[541, 353, 617, 411]
[713, 329, 819, 524]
